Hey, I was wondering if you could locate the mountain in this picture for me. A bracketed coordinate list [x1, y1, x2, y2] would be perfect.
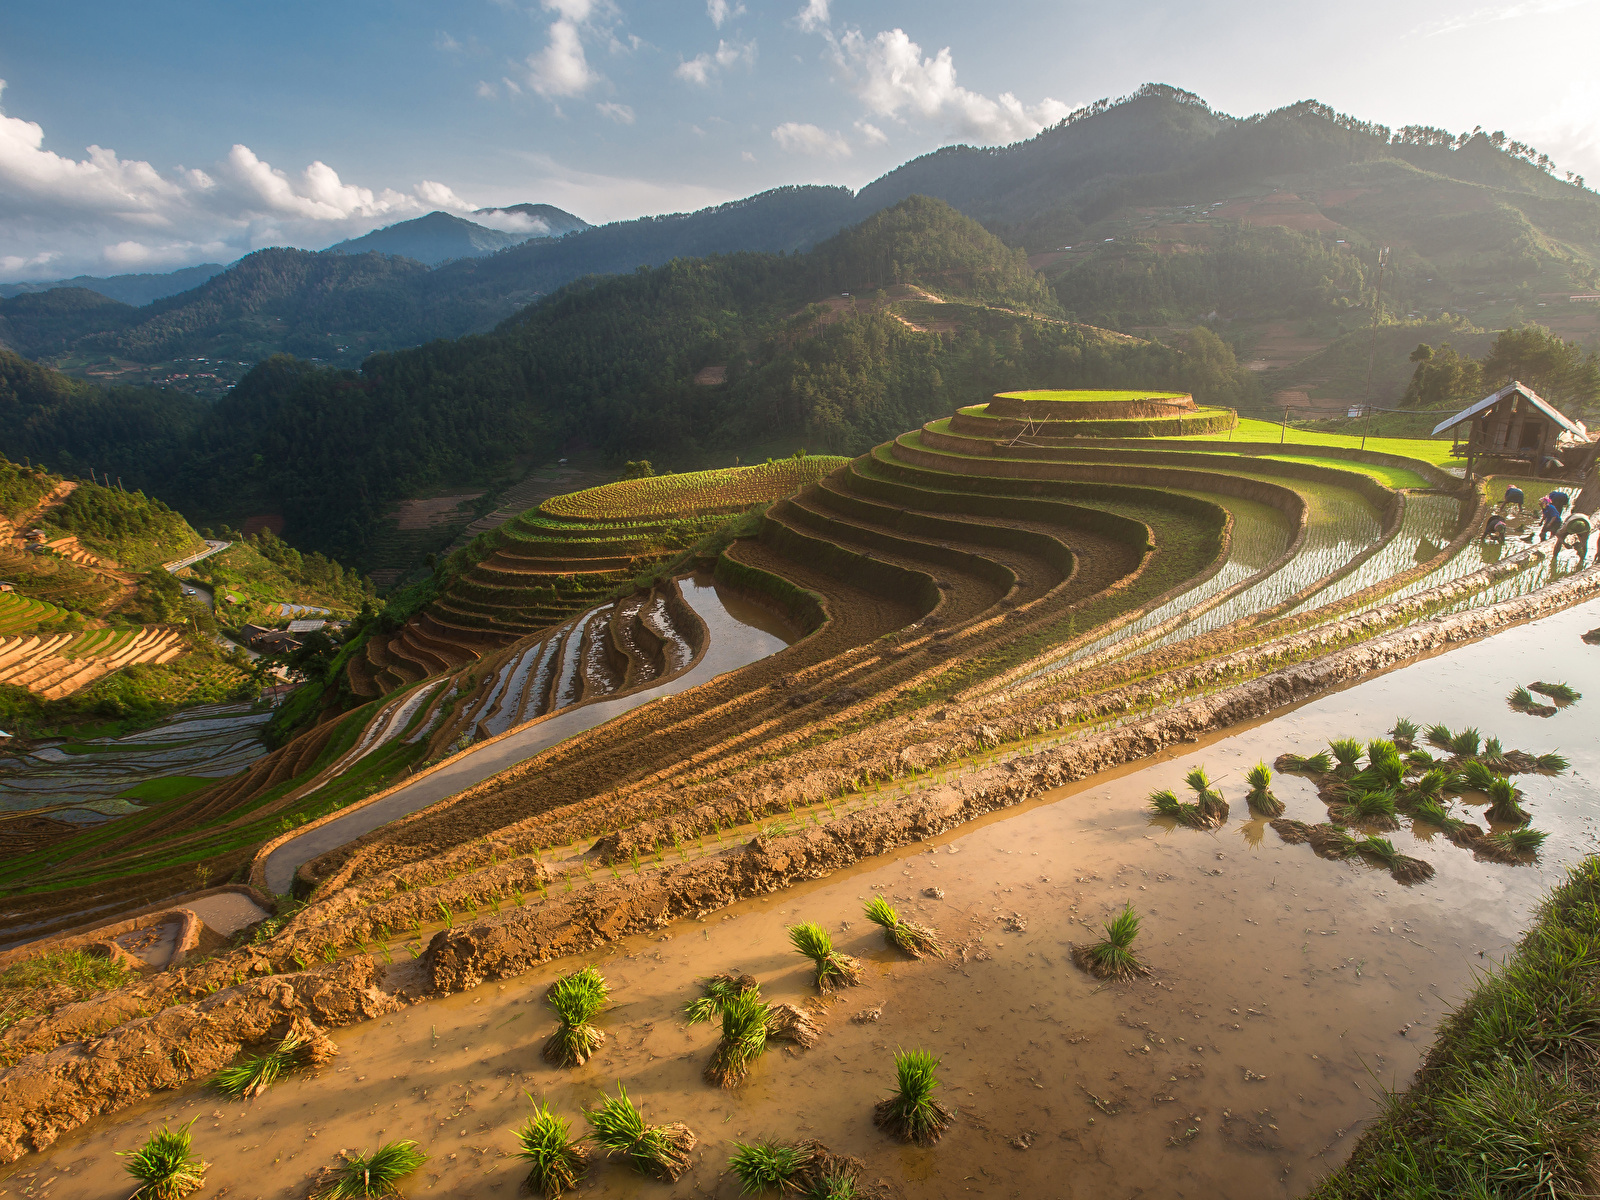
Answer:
[0, 196, 1256, 564]
[473, 203, 591, 238]
[0, 263, 228, 305]
[323, 206, 588, 266]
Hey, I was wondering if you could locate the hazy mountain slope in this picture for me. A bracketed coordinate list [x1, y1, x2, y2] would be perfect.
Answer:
[0, 263, 227, 305]
[324, 211, 532, 264]
[474, 203, 591, 237]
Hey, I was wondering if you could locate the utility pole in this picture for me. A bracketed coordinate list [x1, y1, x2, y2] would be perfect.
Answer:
[1281, 406, 1289, 445]
[1364, 246, 1390, 402]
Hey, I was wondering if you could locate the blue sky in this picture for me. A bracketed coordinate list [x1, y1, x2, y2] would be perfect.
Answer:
[2, 0, 1597, 280]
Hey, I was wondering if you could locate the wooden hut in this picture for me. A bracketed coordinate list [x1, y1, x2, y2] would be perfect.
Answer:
[1432, 382, 1586, 477]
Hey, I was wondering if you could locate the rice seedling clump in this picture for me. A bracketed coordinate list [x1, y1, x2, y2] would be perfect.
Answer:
[311, 1141, 428, 1199]
[1184, 765, 1229, 825]
[1390, 717, 1418, 749]
[705, 989, 771, 1088]
[864, 896, 945, 958]
[1276, 751, 1333, 774]
[544, 966, 610, 1067]
[1478, 828, 1548, 862]
[1485, 776, 1532, 826]
[1072, 903, 1150, 981]
[585, 1085, 696, 1181]
[119, 1121, 209, 1200]
[684, 973, 759, 1025]
[1245, 761, 1283, 817]
[727, 1140, 814, 1193]
[1425, 723, 1454, 749]
[210, 1016, 339, 1098]
[513, 1100, 587, 1199]
[1450, 727, 1482, 758]
[873, 1049, 954, 1145]
[1329, 738, 1363, 775]
[1536, 752, 1569, 773]
[1530, 681, 1581, 705]
[788, 922, 862, 992]
[1354, 836, 1435, 885]
[1332, 787, 1400, 831]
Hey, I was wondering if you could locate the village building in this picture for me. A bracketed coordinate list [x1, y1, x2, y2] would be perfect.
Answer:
[1432, 381, 1592, 477]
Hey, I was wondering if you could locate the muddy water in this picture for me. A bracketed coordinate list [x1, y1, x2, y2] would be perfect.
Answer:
[20, 598, 1600, 1200]
[262, 575, 795, 892]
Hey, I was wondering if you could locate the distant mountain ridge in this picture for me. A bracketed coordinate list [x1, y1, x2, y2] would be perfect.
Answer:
[324, 204, 590, 266]
[0, 263, 228, 306]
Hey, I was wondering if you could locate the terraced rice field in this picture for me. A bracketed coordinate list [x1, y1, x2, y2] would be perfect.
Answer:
[349, 458, 847, 697]
[0, 703, 270, 827]
[0, 593, 72, 635]
[0, 627, 186, 700]
[5, 389, 1599, 1188]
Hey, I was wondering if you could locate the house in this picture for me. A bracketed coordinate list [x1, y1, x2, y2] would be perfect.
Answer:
[0, 582, 13, 593]
[252, 630, 302, 654]
[1431, 382, 1588, 476]
[286, 618, 326, 635]
[238, 623, 272, 645]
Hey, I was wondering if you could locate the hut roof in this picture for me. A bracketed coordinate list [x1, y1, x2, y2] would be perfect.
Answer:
[1431, 382, 1585, 438]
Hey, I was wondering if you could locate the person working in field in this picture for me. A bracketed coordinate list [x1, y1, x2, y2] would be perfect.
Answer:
[1501, 485, 1524, 512]
[1561, 513, 1593, 562]
[1483, 513, 1510, 543]
[1536, 498, 1564, 542]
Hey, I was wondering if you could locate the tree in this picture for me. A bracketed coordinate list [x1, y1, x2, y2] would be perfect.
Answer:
[1402, 343, 1482, 409]
[1480, 325, 1600, 416]
[621, 460, 656, 479]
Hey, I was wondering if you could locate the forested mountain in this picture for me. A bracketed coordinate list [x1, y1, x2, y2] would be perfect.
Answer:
[324, 204, 590, 266]
[0, 263, 227, 305]
[0, 197, 1256, 564]
[4, 84, 1597, 372]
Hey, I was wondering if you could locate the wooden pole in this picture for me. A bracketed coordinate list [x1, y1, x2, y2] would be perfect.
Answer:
[1281, 407, 1288, 445]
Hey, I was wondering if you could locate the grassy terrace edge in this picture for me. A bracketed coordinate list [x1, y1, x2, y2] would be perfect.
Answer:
[1310, 854, 1600, 1198]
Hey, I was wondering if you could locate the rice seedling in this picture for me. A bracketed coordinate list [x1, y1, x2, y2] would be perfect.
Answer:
[1332, 787, 1400, 831]
[1245, 762, 1283, 817]
[1367, 738, 1402, 767]
[1348, 753, 1404, 790]
[684, 973, 759, 1024]
[543, 966, 609, 1067]
[1072, 903, 1149, 981]
[1329, 738, 1363, 775]
[763, 1001, 821, 1049]
[1354, 836, 1435, 885]
[585, 1084, 696, 1182]
[1485, 777, 1531, 826]
[311, 1141, 428, 1199]
[1306, 824, 1362, 859]
[210, 1017, 338, 1098]
[1410, 797, 1469, 834]
[873, 1049, 954, 1145]
[1406, 748, 1439, 769]
[787, 922, 862, 992]
[864, 897, 945, 959]
[1390, 717, 1419, 749]
[1460, 759, 1497, 793]
[1277, 751, 1333, 774]
[728, 1140, 814, 1194]
[809, 1167, 861, 1199]
[705, 990, 771, 1087]
[1147, 788, 1183, 818]
[1536, 752, 1569, 773]
[1184, 765, 1228, 824]
[512, 1099, 587, 1198]
[1530, 681, 1581, 705]
[1410, 768, 1451, 800]
[1508, 685, 1538, 711]
[1424, 723, 1454, 748]
[118, 1121, 209, 1199]
[1270, 818, 1312, 845]
[1480, 737, 1511, 770]
[1450, 727, 1482, 758]
[1491, 828, 1548, 856]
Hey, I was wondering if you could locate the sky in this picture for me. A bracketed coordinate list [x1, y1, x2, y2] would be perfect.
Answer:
[2, 0, 1598, 282]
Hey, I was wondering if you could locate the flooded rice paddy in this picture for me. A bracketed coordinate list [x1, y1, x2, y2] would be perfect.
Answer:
[262, 574, 795, 892]
[0, 703, 269, 823]
[22, 596, 1600, 1199]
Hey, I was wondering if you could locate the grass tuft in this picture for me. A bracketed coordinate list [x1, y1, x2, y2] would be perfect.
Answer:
[513, 1099, 587, 1199]
[311, 1141, 428, 1199]
[585, 1084, 696, 1181]
[727, 1140, 813, 1194]
[544, 966, 609, 1067]
[1073, 902, 1149, 981]
[864, 896, 945, 959]
[119, 1121, 209, 1200]
[873, 1049, 954, 1145]
[787, 922, 862, 992]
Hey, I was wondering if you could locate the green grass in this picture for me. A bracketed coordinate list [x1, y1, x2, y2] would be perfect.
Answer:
[1311, 856, 1600, 1198]
[0, 949, 134, 1041]
[118, 775, 216, 802]
[1181, 418, 1460, 466]
[1254, 454, 1431, 489]
[992, 388, 1192, 403]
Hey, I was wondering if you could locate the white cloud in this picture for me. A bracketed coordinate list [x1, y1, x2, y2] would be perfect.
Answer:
[526, 16, 597, 98]
[0, 79, 486, 280]
[476, 80, 497, 99]
[794, 0, 830, 33]
[433, 31, 463, 53]
[1419, 0, 1586, 36]
[831, 28, 1069, 143]
[503, 149, 738, 223]
[741, 150, 757, 162]
[597, 101, 635, 124]
[854, 119, 889, 146]
[675, 38, 756, 86]
[707, 0, 745, 27]
[771, 121, 851, 158]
